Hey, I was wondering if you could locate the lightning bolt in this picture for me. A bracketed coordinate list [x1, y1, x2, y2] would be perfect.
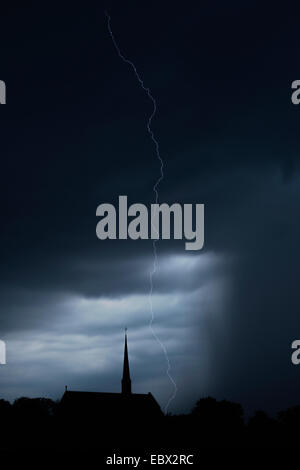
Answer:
[105, 11, 177, 413]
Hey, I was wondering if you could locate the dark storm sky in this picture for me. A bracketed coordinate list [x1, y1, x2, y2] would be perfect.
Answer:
[1, 1, 300, 414]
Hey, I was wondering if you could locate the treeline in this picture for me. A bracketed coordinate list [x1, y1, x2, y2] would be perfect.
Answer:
[0, 395, 299, 449]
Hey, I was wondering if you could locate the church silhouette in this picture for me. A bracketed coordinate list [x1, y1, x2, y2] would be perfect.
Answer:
[59, 330, 163, 426]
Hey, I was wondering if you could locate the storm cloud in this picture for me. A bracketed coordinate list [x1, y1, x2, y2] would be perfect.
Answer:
[0, 2, 300, 415]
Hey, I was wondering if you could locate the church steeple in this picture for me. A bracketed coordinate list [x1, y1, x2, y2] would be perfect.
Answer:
[122, 328, 131, 395]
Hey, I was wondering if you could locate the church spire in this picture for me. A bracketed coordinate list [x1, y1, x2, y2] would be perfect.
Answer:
[122, 328, 131, 395]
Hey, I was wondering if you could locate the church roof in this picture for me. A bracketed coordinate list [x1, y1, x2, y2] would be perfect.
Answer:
[60, 390, 163, 419]
[59, 332, 163, 420]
